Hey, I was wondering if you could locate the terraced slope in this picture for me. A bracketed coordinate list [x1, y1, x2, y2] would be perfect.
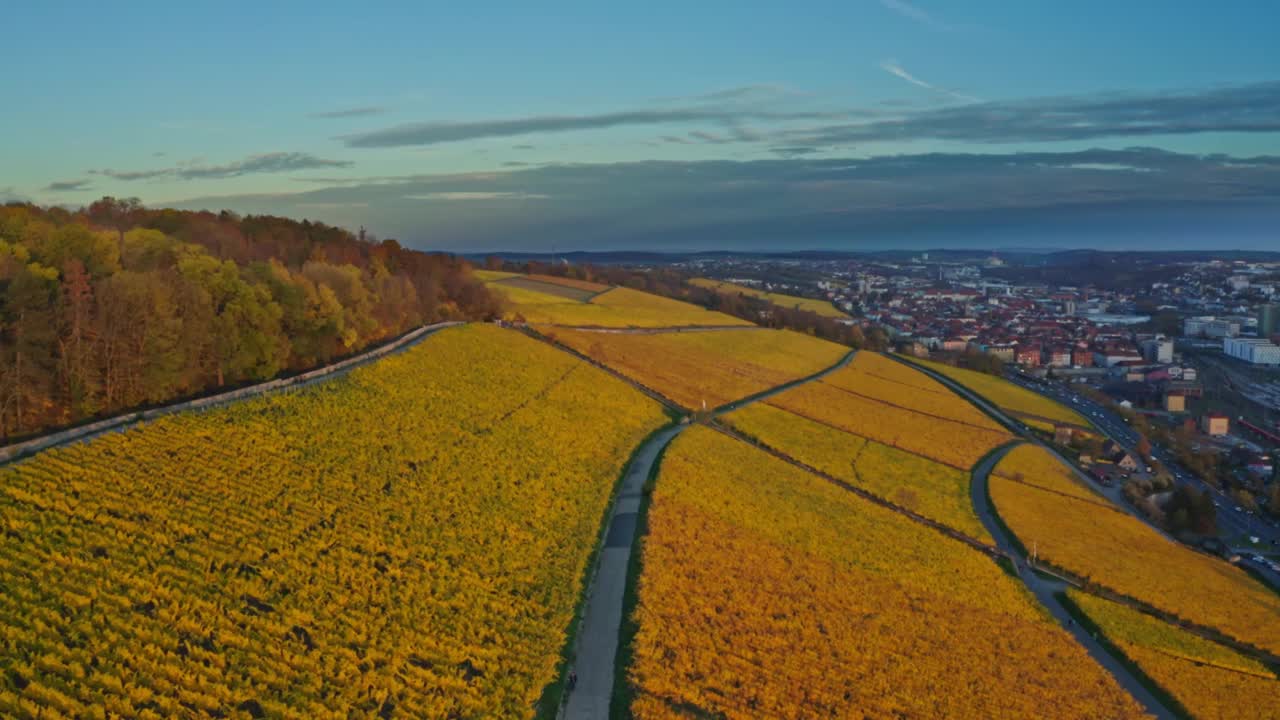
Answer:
[761, 357, 1013, 469]
[545, 327, 848, 409]
[624, 427, 1147, 719]
[990, 448, 1280, 656]
[1065, 591, 1280, 720]
[0, 324, 668, 719]
[482, 274, 750, 328]
[911, 356, 1091, 427]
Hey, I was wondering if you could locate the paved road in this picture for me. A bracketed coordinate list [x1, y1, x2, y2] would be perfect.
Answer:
[1006, 371, 1280, 546]
[971, 443, 1178, 720]
[559, 350, 856, 719]
[559, 423, 685, 720]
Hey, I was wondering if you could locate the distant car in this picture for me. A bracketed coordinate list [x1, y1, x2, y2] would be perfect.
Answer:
[1236, 506, 1244, 512]
[1250, 553, 1264, 561]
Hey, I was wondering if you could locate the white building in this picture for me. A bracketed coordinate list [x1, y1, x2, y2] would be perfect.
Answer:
[1185, 316, 1240, 338]
[1140, 338, 1173, 364]
[1223, 337, 1280, 365]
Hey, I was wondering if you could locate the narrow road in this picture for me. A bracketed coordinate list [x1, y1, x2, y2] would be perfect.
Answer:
[559, 350, 855, 720]
[971, 443, 1178, 720]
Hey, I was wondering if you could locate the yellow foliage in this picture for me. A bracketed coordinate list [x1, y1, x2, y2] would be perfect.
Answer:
[490, 281, 752, 327]
[628, 427, 1146, 720]
[726, 402, 992, 542]
[764, 374, 1012, 469]
[0, 324, 667, 718]
[912, 356, 1091, 426]
[989, 454, 1280, 655]
[993, 444, 1102, 502]
[1068, 591, 1280, 720]
[546, 327, 848, 409]
[825, 353, 1005, 430]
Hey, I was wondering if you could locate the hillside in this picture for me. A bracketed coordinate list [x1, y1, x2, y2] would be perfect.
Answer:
[0, 325, 667, 717]
[3, 257, 1277, 719]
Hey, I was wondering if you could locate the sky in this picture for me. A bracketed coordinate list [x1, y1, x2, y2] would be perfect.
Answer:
[3, 1, 1279, 252]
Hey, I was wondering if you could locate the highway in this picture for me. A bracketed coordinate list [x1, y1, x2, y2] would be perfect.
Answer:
[1005, 372, 1280, 580]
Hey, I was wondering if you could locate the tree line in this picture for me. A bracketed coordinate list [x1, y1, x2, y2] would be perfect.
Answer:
[0, 198, 503, 440]
[491, 258, 888, 350]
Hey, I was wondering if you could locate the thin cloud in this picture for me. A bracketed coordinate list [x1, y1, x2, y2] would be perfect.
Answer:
[43, 178, 93, 192]
[880, 60, 979, 103]
[310, 106, 387, 119]
[95, 152, 353, 182]
[405, 192, 549, 201]
[880, 0, 951, 30]
[339, 107, 842, 148]
[795, 80, 1280, 145]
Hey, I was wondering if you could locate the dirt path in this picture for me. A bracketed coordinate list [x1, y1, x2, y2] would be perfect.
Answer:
[970, 443, 1178, 720]
[558, 350, 855, 720]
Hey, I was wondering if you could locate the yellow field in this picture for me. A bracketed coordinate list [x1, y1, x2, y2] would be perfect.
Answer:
[726, 403, 992, 542]
[1067, 592, 1280, 720]
[523, 273, 609, 292]
[487, 280, 751, 327]
[989, 453, 1280, 655]
[764, 377, 1012, 469]
[912, 357, 1091, 427]
[0, 325, 668, 719]
[545, 327, 848, 409]
[993, 444, 1102, 502]
[824, 353, 1005, 431]
[472, 269, 520, 281]
[690, 278, 847, 318]
[627, 427, 1146, 719]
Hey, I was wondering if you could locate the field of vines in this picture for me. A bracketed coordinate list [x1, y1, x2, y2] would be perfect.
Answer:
[823, 353, 1005, 431]
[483, 277, 750, 328]
[993, 444, 1103, 502]
[625, 427, 1145, 719]
[0, 324, 668, 719]
[989, 453, 1280, 655]
[1066, 591, 1280, 720]
[688, 278, 848, 318]
[545, 327, 848, 409]
[911, 357, 1091, 427]
[763, 364, 1012, 469]
[725, 403, 991, 542]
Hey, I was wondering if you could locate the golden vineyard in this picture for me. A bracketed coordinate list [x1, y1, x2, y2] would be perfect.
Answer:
[2, 275, 1277, 719]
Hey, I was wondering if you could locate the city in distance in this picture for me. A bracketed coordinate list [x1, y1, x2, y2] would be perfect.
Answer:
[3, 2, 1279, 719]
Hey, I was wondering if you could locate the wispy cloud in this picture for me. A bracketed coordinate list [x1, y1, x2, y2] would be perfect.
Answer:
[793, 80, 1280, 145]
[880, 60, 979, 103]
[43, 178, 93, 193]
[880, 0, 951, 31]
[95, 152, 353, 182]
[339, 106, 841, 148]
[310, 106, 387, 120]
[405, 192, 549, 201]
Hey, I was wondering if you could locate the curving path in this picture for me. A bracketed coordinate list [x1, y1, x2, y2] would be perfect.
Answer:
[558, 350, 855, 720]
[973, 445, 1178, 719]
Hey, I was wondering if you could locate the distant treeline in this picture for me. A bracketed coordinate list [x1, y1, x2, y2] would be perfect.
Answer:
[490, 258, 887, 350]
[0, 198, 502, 440]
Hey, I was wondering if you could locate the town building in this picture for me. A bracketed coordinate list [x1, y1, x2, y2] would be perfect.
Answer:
[1140, 338, 1173, 364]
[1164, 392, 1187, 413]
[1201, 413, 1230, 436]
[1223, 337, 1280, 365]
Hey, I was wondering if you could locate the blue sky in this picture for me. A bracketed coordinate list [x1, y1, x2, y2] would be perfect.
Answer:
[3, 1, 1279, 251]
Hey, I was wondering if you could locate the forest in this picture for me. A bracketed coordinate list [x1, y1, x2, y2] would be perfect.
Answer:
[0, 198, 504, 440]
